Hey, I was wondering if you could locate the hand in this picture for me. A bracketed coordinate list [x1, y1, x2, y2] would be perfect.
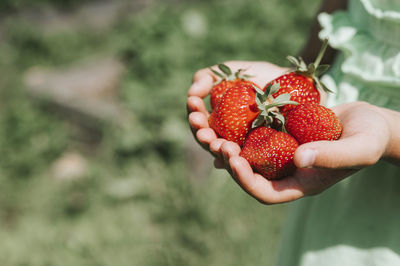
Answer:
[219, 102, 396, 204]
[187, 61, 398, 205]
[187, 61, 288, 161]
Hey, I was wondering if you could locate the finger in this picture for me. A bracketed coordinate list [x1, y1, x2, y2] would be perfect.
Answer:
[229, 156, 304, 204]
[187, 96, 209, 116]
[188, 112, 209, 131]
[219, 141, 241, 178]
[196, 128, 218, 148]
[210, 138, 225, 157]
[221, 141, 241, 163]
[294, 136, 384, 169]
[188, 69, 215, 98]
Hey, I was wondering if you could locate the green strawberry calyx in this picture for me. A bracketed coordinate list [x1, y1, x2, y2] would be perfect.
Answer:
[210, 63, 253, 85]
[252, 82, 298, 130]
[287, 38, 332, 93]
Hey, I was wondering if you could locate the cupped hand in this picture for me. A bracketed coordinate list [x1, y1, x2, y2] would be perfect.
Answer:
[187, 62, 393, 205]
[219, 102, 393, 204]
[187, 61, 288, 161]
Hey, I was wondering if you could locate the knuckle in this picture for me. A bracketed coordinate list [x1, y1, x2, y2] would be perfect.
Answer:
[187, 96, 200, 108]
[188, 112, 199, 124]
[193, 68, 211, 81]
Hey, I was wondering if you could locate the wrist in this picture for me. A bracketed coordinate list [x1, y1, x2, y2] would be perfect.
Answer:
[379, 106, 400, 162]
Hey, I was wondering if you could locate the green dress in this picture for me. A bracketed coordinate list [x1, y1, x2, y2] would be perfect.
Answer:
[276, 0, 400, 265]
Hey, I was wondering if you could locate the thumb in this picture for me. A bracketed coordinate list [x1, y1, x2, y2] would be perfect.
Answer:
[294, 135, 384, 169]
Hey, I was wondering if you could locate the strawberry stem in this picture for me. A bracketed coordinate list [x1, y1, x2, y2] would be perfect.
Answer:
[285, 38, 332, 93]
[262, 100, 298, 110]
[253, 83, 299, 129]
[313, 38, 329, 69]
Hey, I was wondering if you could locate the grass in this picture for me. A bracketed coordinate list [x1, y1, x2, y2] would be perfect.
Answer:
[0, 0, 321, 265]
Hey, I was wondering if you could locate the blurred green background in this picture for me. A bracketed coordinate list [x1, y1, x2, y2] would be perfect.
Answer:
[0, 0, 321, 265]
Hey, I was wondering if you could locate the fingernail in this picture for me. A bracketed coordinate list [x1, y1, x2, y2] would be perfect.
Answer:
[298, 149, 316, 168]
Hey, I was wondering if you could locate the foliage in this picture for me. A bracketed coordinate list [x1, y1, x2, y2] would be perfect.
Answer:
[0, 0, 91, 12]
[0, 0, 321, 265]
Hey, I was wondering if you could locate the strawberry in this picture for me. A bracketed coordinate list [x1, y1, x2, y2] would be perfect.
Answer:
[285, 103, 342, 144]
[209, 64, 253, 110]
[209, 82, 294, 146]
[240, 127, 299, 180]
[208, 82, 260, 146]
[267, 38, 332, 115]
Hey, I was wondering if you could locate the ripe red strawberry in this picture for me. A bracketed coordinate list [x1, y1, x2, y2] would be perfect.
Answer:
[209, 64, 253, 110]
[271, 72, 321, 114]
[267, 39, 332, 115]
[240, 127, 299, 179]
[209, 82, 293, 147]
[209, 82, 263, 146]
[285, 103, 342, 144]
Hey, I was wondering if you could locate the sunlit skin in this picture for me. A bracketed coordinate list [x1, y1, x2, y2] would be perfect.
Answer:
[187, 61, 400, 204]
